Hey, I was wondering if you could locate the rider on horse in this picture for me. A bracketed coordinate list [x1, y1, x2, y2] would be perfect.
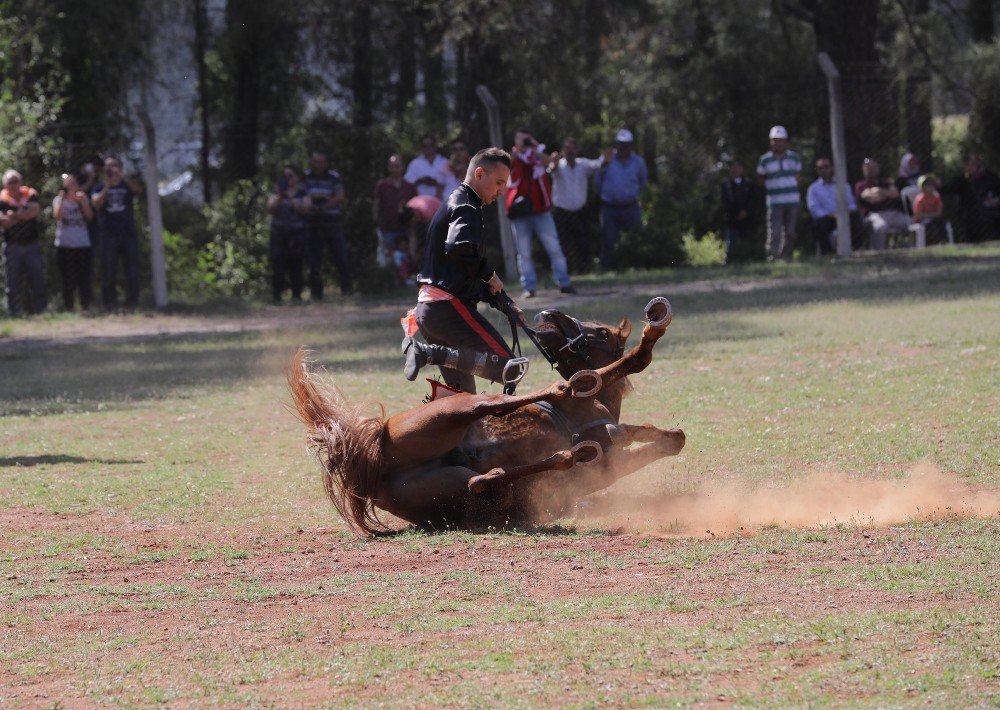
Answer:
[402, 147, 528, 393]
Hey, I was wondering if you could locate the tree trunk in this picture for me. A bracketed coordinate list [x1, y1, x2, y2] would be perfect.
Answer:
[420, 18, 447, 127]
[192, 0, 212, 203]
[351, 1, 372, 129]
[968, 0, 995, 42]
[904, 0, 934, 171]
[581, 0, 605, 125]
[222, 1, 261, 183]
[396, 4, 417, 115]
[814, 0, 895, 179]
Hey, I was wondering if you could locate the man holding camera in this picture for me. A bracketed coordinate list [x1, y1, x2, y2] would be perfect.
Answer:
[505, 129, 575, 298]
[403, 148, 528, 394]
[303, 151, 352, 299]
[91, 156, 143, 311]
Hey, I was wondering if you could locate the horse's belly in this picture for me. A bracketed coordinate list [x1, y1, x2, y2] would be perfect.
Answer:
[461, 414, 567, 469]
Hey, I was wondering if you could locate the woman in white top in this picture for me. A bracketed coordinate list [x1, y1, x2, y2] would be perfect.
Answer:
[52, 172, 95, 311]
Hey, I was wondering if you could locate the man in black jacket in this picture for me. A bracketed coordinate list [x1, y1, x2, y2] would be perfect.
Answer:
[721, 158, 758, 263]
[941, 154, 1000, 243]
[403, 148, 527, 393]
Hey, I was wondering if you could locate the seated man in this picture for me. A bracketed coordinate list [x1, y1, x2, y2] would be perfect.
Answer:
[805, 157, 862, 253]
[854, 158, 910, 250]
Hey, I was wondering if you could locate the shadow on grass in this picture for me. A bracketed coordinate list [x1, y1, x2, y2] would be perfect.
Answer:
[372, 521, 617, 538]
[1, 250, 996, 416]
[0, 455, 144, 467]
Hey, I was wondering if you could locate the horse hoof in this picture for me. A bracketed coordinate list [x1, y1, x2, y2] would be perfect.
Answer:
[644, 297, 673, 328]
[571, 441, 603, 466]
[569, 370, 602, 398]
[468, 467, 504, 495]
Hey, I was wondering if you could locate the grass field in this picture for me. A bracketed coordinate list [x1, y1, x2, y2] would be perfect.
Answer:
[1, 246, 998, 706]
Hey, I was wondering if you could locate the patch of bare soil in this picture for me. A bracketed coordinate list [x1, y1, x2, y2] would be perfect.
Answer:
[2, 506, 995, 705]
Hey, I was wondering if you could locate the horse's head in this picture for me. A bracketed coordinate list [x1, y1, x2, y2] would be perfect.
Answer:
[532, 309, 631, 379]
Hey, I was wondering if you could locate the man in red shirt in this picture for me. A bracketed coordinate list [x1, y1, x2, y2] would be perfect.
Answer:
[372, 154, 417, 267]
[1, 169, 47, 316]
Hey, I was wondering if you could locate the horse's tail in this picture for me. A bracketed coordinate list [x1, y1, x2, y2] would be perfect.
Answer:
[288, 347, 388, 535]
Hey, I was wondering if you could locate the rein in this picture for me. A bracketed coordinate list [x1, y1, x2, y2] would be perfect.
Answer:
[495, 290, 626, 384]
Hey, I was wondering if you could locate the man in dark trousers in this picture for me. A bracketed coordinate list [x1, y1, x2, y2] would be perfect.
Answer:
[91, 156, 143, 311]
[720, 158, 758, 262]
[402, 147, 527, 393]
[303, 151, 351, 299]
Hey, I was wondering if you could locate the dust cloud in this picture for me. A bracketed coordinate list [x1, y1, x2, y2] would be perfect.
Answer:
[581, 461, 1000, 536]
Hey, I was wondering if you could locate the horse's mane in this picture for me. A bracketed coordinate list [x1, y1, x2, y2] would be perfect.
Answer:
[288, 349, 390, 535]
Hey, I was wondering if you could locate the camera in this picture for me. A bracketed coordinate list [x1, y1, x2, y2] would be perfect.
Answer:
[521, 136, 536, 149]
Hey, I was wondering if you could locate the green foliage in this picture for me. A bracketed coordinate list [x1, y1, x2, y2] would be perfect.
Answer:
[681, 231, 727, 266]
[967, 40, 1000, 169]
[198, 181, 270, 297]
[932, 115, 970, 177]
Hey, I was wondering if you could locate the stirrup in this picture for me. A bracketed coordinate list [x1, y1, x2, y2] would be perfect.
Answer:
[502, 357, 530, 387]
[644, 297, 673, 327]
[570, 440, 603, 466]
[568, 369, 602, 398]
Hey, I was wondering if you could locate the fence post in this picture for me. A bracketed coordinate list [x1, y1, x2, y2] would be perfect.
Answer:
[817, 52, 852, 257]
[134, 104, 168, 309]
[475, 85, 519, 282]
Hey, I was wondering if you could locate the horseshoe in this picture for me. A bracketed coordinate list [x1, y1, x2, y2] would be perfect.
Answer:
[568, 369, 602, 398]
[644, 297, 673, 327]
[571, 441, 603, 466]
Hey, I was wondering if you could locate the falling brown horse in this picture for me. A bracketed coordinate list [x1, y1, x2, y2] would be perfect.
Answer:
[289, 298, 685, 533]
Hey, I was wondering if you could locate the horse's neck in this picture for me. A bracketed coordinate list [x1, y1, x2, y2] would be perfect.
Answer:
[597, 383, 625, 421]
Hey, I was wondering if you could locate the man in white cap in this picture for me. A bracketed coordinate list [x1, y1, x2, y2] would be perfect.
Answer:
[756, 125, 802, 260]
[594, 128, 647, 270]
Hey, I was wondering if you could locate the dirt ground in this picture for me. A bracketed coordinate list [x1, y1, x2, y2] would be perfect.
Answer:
[3, 265, 997, 704]
[2, 503, 996, 705]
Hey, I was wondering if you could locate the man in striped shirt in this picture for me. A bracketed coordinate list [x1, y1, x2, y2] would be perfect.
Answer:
[757, 125, 802, 260]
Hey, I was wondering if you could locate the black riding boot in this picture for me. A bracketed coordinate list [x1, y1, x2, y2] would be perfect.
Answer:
[402, 337, 510, 383]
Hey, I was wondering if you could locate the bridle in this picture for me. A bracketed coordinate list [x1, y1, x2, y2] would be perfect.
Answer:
[494, 290, 625, 387]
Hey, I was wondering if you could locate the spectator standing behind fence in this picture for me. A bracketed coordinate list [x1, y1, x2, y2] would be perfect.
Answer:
[594, 129, 647, 271]
[941, 154, 1000, 243]
[92, 156, 142, 312]
[303, 151, 351, 299]
[720, 158, 758, 263]
[373, 154, 417, 268]
[756, 125, 802, 261]
[506, 129, 576, 298]
[53, 172, 94, 311]
[405, 135, 456, 199]
[449, 139, 471, 187]
[548, 137, 605, 272]
[854, 158, 909, 251]
[0, 170, 46, 316]
[806, 157, 862, 254]
[267, 166, 308, 304]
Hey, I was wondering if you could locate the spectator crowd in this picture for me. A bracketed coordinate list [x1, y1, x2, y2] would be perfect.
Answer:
[3, 127, 999, 315]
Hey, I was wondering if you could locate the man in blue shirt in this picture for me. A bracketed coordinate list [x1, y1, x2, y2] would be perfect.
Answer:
[806, 157, 862, 254]
[303, 152, 351, 299]
[593, 129, 647, 271]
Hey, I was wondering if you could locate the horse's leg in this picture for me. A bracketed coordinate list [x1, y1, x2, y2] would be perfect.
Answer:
[587, 298, 674, 390]
[580, 428, 685, 493]
[615, 422, 678, 444]
[466, 441, 602, 494]
[382, 379, 576, 468]
[530, 428, 686, 518]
